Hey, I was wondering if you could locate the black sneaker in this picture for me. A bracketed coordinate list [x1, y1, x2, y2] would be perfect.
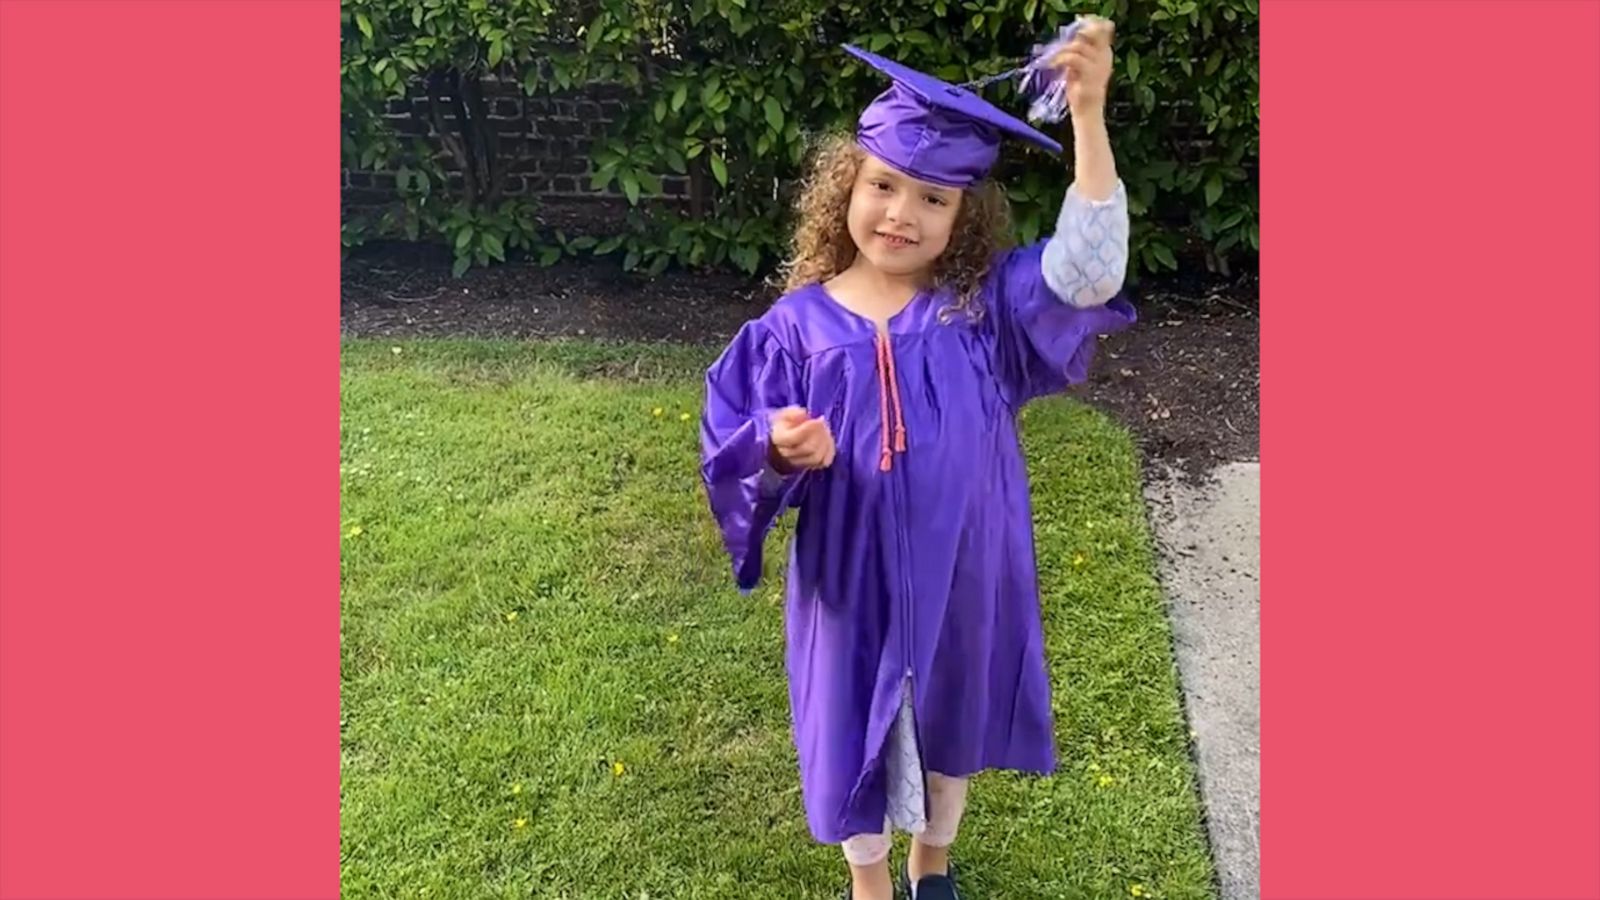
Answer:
[901, 860, 961, 900]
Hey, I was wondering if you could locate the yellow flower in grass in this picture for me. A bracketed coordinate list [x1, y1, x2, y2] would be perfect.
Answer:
[346, 525, 364, 538]
[1098, 774, 1115, 788]
[513, 817, 528, 829]
[679, 412, 691, 421]
[511, 783, 523, 795]
[1129, 884, 1146, 897]
[612, 761, 626, 777]
[1073, 553, 1085, 567]
[505, 611, 519, 622]
[652, 407, 664, 417]
[667, 633, 679, 644]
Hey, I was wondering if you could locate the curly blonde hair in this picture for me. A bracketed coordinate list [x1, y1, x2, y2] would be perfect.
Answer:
[777, 132, 1013, 322]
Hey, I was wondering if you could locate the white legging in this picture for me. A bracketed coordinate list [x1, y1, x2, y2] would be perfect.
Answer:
[840, 772, 969, 866]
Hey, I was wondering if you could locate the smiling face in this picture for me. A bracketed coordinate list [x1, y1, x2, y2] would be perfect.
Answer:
[845, 152, 965, 279]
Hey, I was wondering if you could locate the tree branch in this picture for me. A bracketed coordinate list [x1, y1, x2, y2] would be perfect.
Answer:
[460, 72, 504, 207]
[425, 72, 475, 208]
[447, 72, 480, 202]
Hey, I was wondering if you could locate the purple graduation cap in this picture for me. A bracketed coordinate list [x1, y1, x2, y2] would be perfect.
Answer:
[844, 38, 1072, 188]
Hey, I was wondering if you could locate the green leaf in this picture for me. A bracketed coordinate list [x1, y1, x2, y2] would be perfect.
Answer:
[482, 232, 506, 261]
[539, 246, 562, 266]
[622, 172, 641, 206]
[590, 161, 619, 191]
[671, 84, 688, 112]
[356, 12, 372, 39]
[710, 154, 728, 187]
[488, 39, 503, 67]
[455, 226, 475, 251]
[451, 255, 471, 278]
[654, 98, 667, 122]
[1248, 223, 1258, 250]
[1151, 243, 1178, 270]
[594, 235, 624, 255]
[1126, 51, 1141, 83]
[1204, 174, 1223, 206]
[623, 248, 640, 271]
[412, 5, 423, 28]
[731, 244, 758, 274]
[763, 96, 784, 133]
[1019, 217, 1041, 247]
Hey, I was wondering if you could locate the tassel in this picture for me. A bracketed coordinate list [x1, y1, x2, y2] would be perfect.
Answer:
[1016, 19, 1086, 125]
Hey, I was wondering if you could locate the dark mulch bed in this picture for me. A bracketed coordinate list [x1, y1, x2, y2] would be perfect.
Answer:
[341, 242, 1257, 475]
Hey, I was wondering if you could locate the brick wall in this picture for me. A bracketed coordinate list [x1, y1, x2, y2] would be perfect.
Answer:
[341, 78, 690, 211]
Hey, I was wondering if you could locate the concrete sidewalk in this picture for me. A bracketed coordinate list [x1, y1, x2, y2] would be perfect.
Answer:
[1144, 462, 1260, 900]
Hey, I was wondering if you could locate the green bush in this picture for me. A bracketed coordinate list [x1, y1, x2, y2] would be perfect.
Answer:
[341, 0, 1257, 280]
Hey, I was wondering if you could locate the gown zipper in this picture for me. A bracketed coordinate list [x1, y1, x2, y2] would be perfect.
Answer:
[877, 324, 929, 823]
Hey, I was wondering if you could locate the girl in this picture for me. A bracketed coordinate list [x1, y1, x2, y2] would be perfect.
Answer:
[700, 18, 1131, 900]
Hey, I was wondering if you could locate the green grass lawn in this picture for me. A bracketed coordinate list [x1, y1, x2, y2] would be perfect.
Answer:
[340, 339, 1216, 900]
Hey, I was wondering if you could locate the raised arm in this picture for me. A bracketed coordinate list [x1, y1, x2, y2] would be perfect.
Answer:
[1039, 16, 1128, 308]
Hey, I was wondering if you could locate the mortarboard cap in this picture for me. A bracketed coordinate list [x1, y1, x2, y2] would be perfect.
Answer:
[843, 42, 1068, 189]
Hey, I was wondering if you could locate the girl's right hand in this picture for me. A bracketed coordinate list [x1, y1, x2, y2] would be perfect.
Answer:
[768, 406, 836, 472]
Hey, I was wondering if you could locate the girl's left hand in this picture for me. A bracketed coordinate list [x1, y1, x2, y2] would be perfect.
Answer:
[1051, 15, 1115, 116]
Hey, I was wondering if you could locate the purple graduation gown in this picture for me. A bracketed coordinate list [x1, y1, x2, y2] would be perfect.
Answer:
[699, 241, 1136, 844]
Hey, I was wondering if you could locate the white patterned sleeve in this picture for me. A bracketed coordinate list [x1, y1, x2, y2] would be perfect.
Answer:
[1040, 179, 1130, 308]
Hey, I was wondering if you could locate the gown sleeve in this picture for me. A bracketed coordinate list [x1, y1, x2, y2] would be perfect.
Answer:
[699, 319, 810, 593]
[988, 180, 1138, 405]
